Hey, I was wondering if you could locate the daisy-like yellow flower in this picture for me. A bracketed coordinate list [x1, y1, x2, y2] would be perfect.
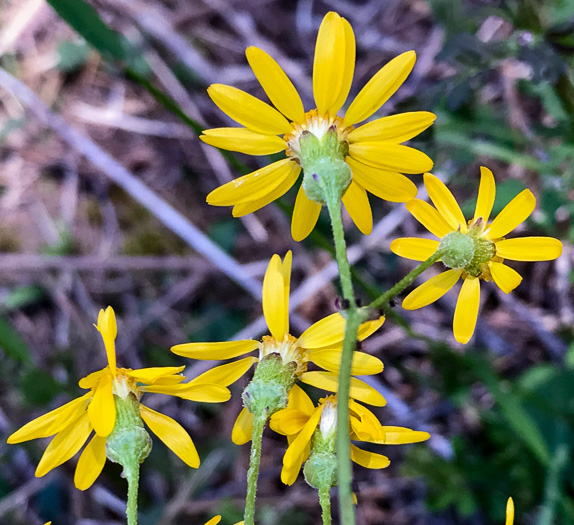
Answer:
[7, 307, 231, 490]
[390, 167, 563, 344]
[171, 251, 386, 443]
[201, 11, 435, 241]
[269, 386, 430, 485]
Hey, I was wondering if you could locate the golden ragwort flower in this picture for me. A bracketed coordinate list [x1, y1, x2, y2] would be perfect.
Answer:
[269, 386, 430, 485]
[391, 167, 563, 343]
[201, 11, 435, 241]
[7, 307, 231, 490]
[171, 251, 386, 445]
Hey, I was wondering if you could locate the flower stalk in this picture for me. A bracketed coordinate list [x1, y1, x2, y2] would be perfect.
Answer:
[318, 486, 332, 525]
[321, 172, 363, 525]
[244, 412, 267, 525]
[369, 249, 446, 311]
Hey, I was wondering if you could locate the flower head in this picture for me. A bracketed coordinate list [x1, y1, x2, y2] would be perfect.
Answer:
[7, 307, 231, 490]
[269, 386, 430, 485]
[201, 11, 435, 241]
[391, 167, 563, 343]
[171, 251, 386, 444]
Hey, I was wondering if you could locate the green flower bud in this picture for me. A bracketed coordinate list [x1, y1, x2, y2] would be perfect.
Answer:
[106, 394, 151, 469]
[243, 353, 296, 418]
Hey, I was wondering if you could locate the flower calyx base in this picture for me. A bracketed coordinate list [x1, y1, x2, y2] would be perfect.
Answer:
[106, 393, 151, 470]
[439, 225, 496, 278]
[298, 128, 352, 204]
[243, 353, 297, 419]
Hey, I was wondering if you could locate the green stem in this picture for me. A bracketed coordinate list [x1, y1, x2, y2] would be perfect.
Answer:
[244, 413, 267, 525]
[369, 250, 445, 311]
[125, 465, 140, 525]
[318, 486, 332, 525]
[323, 189, 360, 525]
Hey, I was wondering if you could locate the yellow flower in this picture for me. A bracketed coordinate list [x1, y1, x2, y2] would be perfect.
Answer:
[201, 11, 435, 241]
[269, 386, 430, 485]
[391, 167, 563, 344]
[7, 307, 231, 490]
[506, 497, 514, 525]
[171, 251, 385, 444]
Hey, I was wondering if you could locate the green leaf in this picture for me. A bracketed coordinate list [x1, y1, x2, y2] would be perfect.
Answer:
[0, 315, 33, 366]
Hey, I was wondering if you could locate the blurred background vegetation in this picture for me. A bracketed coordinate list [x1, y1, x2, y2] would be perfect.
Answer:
[0, 0, 573, 523]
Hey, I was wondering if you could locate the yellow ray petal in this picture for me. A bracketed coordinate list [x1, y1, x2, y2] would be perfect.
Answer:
[35, 412, 92, 477]
[207, 84, 291, 135]
[298, 312, 346, 349]
[494, 237, 563, 261]
[275, 409, 311, 435]
[207, 159, 299, 206]
[263, 253, 290, 341]
[200, 128, 287, 155]
[246, 46, 305, 122]
[188, 357, 258, 387]
[344, 51, 416, 126]
[204, 517, 222, 525]
[283, 405, 322, 470]
[139, 404, 199, 468]
[506, 497, 515, 525]
[347, 157, 417, 203]
[350, 444, 390, 469]
[348, 111, 436, 143]
[473, 166, 496, 223]
[170, 340, 258, 360]
[144, 383, 231, 403]
[96, 306, 117, 375]
[489, 261, 522, 294]
[349, 142, 433, 174]
[402, 269, 461, 310]
[357, 315, 385, 341]
[281, 439, 310, 486]
[390, 237, 440, 261]
[74, 434, 107, 490]
[78, 369, 106, 389]
[424, 173, 466, 231]
[287, 383, 315, 415]
[373, 426, 430, 445]
[127, 366, 185, 384]
[486, 189, 535, 240]
[342, 180, 373, 235]
[232, 407, 254, 445]
[87, 373, 115, 437]
[453, 277, 481, 344]
[7, 392, 91, 443]
[232, 164, 301, 217]
[308, 348, 383, 375]
[405, 199, 454, 238]
[329, 17, 355, 116]
[291, 184, 322, 241]
[299, 371, 386, 406]
[313, 12, 353, 115]
[349, 400, 385, 441]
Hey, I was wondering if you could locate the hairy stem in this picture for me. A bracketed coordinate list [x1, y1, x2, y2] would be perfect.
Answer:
[324, 188, 359, 525]
[369, 250, 445, 311]
[244, 413, 267, 525]
[319, 486, 333, 525]
[125, 466, 140, 525]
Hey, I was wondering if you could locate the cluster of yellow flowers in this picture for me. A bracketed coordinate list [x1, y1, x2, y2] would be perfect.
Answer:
[9, 9, 563, 525]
